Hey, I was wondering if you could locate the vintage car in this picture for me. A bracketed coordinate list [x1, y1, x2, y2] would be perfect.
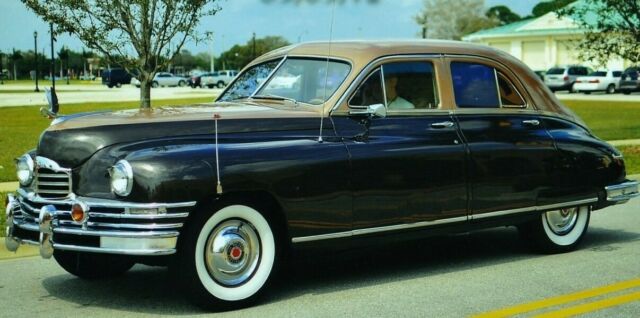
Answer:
[5, 40, 639, 310]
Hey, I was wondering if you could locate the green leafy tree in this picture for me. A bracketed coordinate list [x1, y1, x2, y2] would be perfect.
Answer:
[486, 5, 522, 25]
[415, 0, 498, 40]
[22, 0, 221, 108]
[558, 0, 640, 65]
[533, 0, 575, 17]
[217, 36, 291, 71]
[10, 49, 23, 80]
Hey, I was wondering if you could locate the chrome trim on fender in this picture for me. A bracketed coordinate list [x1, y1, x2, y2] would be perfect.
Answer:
[292, 215, 468, 243]
[470, 198, 599, 220]
[292, 198, 599, 243]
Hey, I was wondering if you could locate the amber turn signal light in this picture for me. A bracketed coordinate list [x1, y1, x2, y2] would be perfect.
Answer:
[71, 203, 87, 223]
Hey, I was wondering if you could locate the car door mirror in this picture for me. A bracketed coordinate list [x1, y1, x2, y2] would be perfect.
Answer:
[41, 87, 59, 118]
[348, 103, 387, 119]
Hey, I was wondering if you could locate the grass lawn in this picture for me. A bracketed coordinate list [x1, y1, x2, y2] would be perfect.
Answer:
[0, 96, 213, 182]
[0, 89, 104, 94]
[619, 146, 640, 176]
[562, 100, 640, 141]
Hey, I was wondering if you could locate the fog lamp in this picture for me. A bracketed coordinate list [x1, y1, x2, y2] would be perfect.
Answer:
[71, 202, 89, 223]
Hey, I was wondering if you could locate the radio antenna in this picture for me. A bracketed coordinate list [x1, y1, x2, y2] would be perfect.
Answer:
[318, 0, 337, 143]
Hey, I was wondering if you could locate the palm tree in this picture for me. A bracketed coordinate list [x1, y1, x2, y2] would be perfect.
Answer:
[58, 46, 70, 84]
[10, 49, 23, 80]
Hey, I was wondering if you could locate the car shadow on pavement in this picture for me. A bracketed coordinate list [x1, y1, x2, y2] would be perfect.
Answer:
[40, 226, 639, 315]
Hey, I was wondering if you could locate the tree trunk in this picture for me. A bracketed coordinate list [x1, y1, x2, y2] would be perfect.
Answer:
[139, 79, 152, 109]
[13, 63, 17, 80]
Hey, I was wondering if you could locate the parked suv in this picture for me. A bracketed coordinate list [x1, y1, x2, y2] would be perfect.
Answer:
[101, 68, 132, 88]
[544, 65, 592, 93]
[201, 70, 238, 88]
[619, 66, 640, 95]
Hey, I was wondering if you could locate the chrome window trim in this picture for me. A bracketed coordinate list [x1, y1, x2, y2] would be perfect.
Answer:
[497, 72, 527, 109]
[291, 198, 598, 243]
[331, 54, 444, 114]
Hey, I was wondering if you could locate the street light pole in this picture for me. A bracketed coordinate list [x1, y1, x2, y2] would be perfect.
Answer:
[50, 23, 56, 90]
[34, 31, 39, 92]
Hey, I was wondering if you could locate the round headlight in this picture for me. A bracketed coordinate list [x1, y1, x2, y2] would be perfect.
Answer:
[16, 154, 35, 186]
[109, 160, 133, 196]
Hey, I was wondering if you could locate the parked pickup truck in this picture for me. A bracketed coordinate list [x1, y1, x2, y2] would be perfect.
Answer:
[201, 70, 238, 88]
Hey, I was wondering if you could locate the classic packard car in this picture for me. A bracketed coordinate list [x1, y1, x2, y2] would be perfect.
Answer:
[5, 40, 639, 309]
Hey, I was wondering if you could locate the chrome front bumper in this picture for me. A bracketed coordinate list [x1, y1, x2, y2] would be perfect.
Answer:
[5, 189, 195, 258]
[605, 180, 639, 204]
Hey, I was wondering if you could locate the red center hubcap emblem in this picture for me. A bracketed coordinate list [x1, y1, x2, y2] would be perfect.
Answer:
[230, 246, 243, 260]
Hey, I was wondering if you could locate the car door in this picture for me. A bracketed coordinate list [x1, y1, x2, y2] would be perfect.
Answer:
[332, 56, 468, 232]
[446, 57, 558, 218]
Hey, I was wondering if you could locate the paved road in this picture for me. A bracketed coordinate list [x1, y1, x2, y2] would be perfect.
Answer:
[1, 199, 639, 317]
[555, 91, 640, 102]
[0, 84, 221, 107]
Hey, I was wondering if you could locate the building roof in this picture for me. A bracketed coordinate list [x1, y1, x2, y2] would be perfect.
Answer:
[462, 11, 584, 42]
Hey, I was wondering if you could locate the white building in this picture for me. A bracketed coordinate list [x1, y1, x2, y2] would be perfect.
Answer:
[462, 11, 627, 72]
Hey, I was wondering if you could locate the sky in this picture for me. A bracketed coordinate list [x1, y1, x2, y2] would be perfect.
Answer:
[0, 0, 540, 56]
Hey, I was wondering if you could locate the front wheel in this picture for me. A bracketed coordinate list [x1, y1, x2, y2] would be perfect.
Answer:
[178, 80, 186, 87]
[606, 84, 615, 94]
[519, 206, 590, 254]
[177, 203, 279, 310]
[53, 250, 134, 279]
[151, 81, 159, 88]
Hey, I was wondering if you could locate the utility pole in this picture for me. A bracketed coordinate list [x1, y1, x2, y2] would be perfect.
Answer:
[0, 51, 4, 85]
[422, 26, 427, 39]
[209, 32, 215, 73]
[34, 31, 39, 92]
[50, 23, 56, 90]
[252, 32, 256, 60]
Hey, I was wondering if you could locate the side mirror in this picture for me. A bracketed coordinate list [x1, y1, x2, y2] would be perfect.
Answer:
[348, 103, 387, 119]
[40, 87, 59, 118]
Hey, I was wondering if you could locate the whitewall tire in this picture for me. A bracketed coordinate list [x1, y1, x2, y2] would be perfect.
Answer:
[519, 206, 590, 253]
[178, 203, 279, 310]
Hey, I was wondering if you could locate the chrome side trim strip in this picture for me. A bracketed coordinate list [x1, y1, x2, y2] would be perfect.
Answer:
[470, 198, 598, 220]
[292, 216, 468, 243]
[86, 221, 183, 230]
[53, 227, 179, 238]
[291, 198, 599, 243]
[52, 243, 176, 256]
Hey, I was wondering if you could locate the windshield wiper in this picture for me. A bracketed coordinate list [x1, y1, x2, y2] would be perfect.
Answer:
[250, 94, 299, 105]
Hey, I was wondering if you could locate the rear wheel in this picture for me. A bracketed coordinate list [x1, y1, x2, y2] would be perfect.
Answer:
[623, 90, 631, 95]
[178, 80, 186, 87]
[606, 84, 616, 94]
[177, 203, 280, 310]
[54, 250, 134, 279]
[519, 206, 590, 254]
[116, 82, 122, 88]
[217, 81, 225, 88]
[151, 81, 159, 88]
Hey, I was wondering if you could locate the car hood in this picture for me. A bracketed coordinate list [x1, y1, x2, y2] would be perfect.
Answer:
[37, 102, 320, 168]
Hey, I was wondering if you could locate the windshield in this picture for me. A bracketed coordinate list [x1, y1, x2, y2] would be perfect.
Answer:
[547, 68, 565, 75]
[218, 57, 351, 105]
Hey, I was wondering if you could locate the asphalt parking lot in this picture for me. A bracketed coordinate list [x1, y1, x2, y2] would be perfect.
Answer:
[1, 198, 638, 317]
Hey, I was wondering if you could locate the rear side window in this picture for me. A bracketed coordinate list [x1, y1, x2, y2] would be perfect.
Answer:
[590, 71, 607, 77]
[497, 73, 525, 107]
[613, 71, 622, 77]
[451, 62, 499, 108]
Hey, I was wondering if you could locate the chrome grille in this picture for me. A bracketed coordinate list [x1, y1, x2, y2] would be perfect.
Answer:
[35, 157, 72, 199]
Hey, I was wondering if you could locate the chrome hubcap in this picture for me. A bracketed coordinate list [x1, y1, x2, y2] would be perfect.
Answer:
[205, 219, 260, 287]
[545, 207, 579, 235]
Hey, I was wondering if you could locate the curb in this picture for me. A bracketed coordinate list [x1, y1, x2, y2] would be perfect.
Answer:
[0, 238, 39, 260]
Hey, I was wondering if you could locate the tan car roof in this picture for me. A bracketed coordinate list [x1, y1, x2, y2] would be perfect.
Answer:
[247, 40, 580, 122]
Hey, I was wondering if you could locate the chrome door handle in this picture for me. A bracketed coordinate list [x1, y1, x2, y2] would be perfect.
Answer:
[522, 119, 540, 126]
[431, 121, 454, 129]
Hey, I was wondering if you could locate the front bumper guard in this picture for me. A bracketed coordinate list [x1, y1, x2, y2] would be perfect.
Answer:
[605, 180, 639, 204]
[5, 191, 195, 258]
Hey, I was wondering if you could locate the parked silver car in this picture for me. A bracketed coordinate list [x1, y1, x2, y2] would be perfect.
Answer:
[544, 65, 592, 93]
[132, 72, 187, 88]
[201, 70, 238, 88]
